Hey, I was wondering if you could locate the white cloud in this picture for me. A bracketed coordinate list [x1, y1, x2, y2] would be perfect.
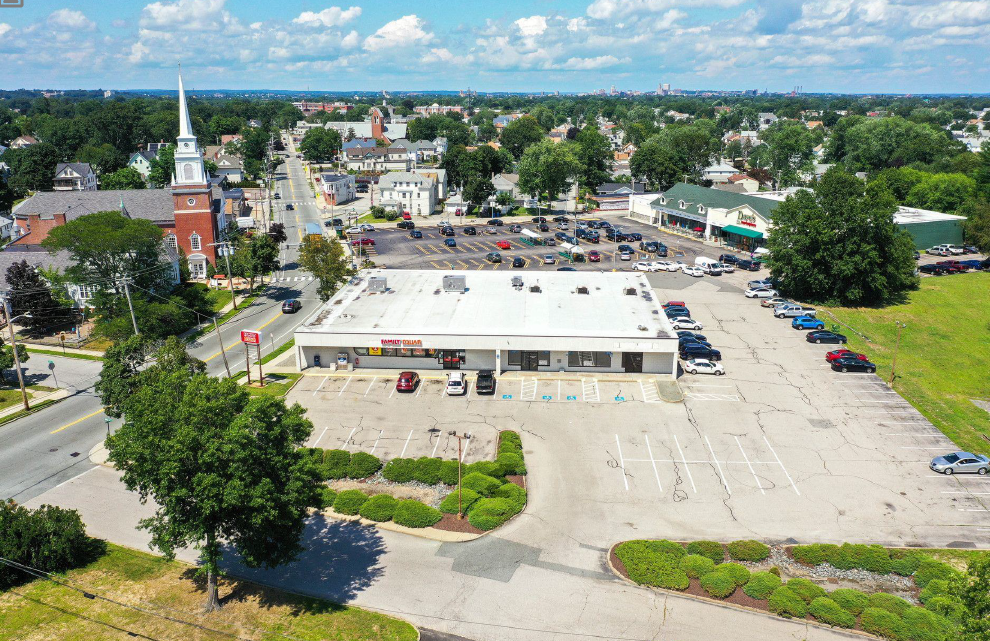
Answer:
[587, 0, 742, 19]
[566, 17, 589, 32]
[0, 23, 11, 39]
[127, 41, 151, 64]
[515, 15, 548, 37]
[421, 47, 475, 65]
[293, 7, 362, 28]
[48, 9, 96, 31]
[140, 0, 241, 33]
[769, 53, 836, 66]
[559, 54, 630, 69]
[910, 0, 990, 28]
[341, 30, 360, 49]
[364, 15, 433, 51]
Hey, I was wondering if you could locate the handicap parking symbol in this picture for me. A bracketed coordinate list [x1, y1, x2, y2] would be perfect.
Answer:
[542, 395, 553, 400]
[614, 395, 625, 402]
[502, 394, 513, 399]
[566, 395, 577, 401]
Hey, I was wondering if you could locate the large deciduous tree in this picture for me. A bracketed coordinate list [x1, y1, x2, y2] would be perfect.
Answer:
[766, 168, 918, 306]
[574, 125, 613, 190]
[500, 116, 546, 159]
[835, 117, 961, 172]
[758, 121, 823, 187]
[517, 139, 582, 215]
[960, 198, 990, 253]
[299, 127, 342, 164]
[630, 138, 682, 191]
[147, 144, 175, 188]
[231, 233, 279, 292]
[4, 142, 59, 192]
[100, 167, 147, 190]
[298, 235, 353, 302]
[958, 553, 990, 640]
[904, 172, 976, 213]
[5, 260, 71, 332]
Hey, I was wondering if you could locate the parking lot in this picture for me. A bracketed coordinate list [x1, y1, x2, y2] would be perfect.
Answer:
[288, 275, 990, 551]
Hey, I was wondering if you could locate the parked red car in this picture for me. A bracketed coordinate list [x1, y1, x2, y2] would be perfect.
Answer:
[496, 240, 511, 250]
[401, 212, 412, 220]
[351, 238, 375, 246]
[588, 250, 601, 262]
[825, 349, 868, 363]
[395, 371, 420, 392]
[662, 300, 686, 309]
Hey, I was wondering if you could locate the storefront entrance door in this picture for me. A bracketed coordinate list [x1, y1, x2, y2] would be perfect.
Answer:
[521, 351, 540, 371]
[622, 352, 643, 373]
[440, 350, 463, 370]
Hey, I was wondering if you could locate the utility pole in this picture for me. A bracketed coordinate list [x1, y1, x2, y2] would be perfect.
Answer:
[889, 321, 906, 386]
[2, 298, 29, 411]
[212, 241, 238, 309]
[213, 317, 232, 378]
[447, 431, 471, 519]
[121, 278, 139, 335]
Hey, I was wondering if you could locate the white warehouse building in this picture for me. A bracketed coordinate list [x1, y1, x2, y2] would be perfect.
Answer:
[294, 269, 679, 377]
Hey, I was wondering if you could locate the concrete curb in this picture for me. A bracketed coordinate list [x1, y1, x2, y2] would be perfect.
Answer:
[605, 542, 875, 641]
[0, 388, 69, 420]
[21, 342, 105, 357]
[316, 508, 483, 542]
[295, 370, 678, 384]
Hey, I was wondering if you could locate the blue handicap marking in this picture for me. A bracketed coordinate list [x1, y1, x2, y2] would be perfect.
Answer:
[566, 395, 577, 401]
[615, 395, 625, 402]
[542, 395, 553, 400]
[502, 394, 513, 399]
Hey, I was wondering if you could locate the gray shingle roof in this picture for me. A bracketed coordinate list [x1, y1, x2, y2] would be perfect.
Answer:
[12, 189, 177, 224]
[55, 163, 95, 178]
[0, 245, 75, 292]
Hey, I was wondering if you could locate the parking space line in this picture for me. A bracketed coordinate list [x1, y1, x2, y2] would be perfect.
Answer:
[640, 380, 661, 403]
[313, 375, 329, 396]
[763, 435, 799, 495]
[672, 434, 697, 493]
[643, 434, 664, 492]
[342, 427, 357, 450]
[680, 383, 734, 388]
[734, 436, 765, 495]
[400, 429, 414, 457]
[369, 429, 384, 455]
[337, 377, 352, 397]
[364, 376, 377, 396]
[614, 434, 629, 491]
[705, 435, 731, 495]
[314, 425, 329, 447]
[431, 434, 441, 457]
[943, 491, 990, 495]
[416, 382, 424, 397]
[902, 446, 948, 450]
[460, 436, 471, 462]
[389, 385, 396, 399]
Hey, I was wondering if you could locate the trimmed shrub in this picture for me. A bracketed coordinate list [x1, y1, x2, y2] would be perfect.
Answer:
[902, 607, 953, 641]
[613, 541, 689, 590]
[923, 596, 965, 624]
[679, 554, 716, 579]
[461, 472, 505, 497]
[467, 498, 520, 531]
[381, 458, 416, 483]
[742, 571, 781, 600]
[392, 500, 442, 528]
[792, 543, 838, 566]
[0, 502, 97, 590]
[768, 586, 807, 618]
[359, 494, 397, 522]
[868, 592, 912, 617]
[466, 460, 505, 480]
[333, 489, 368, 515]
[686, 540, 725, 564]
[718, 562, 751, 586]
[322, 449, 351, 480]
[785, 577, 827, 603]
[439, 488, 481, 514]
[829, 543, 866, 570]
[319, 487, 338, 509]
[809, 597, 856, 628]
[495, 452, 527, 476]
[830, 588, 869, 616]
[493, 482, 527, 511]
[700, 570, 736, 598]
[861, 607, 906, 640]
[413, 457, 443, 485]
[918, 579, 949, 605]
[652, 540, 687, 560]
[913, 559, 959, 589]
[347, 452, 382, 479]
[439, 460, 461, 486]
[768, 566, 781, 576]
[726, 539, 769, 562]
[891, 551, 926, 576]
[859, 544, 894, 574]
[498, 431, 523, 455]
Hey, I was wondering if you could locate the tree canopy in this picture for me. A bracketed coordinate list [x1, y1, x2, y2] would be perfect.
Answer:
[500, 116, 546, 159]
[5, 260, 71, 332]
[518, 139, 582, 214]
[100, 166, 146, 190]
[298, 234, 353, 301]
[299, 127, 342, 164]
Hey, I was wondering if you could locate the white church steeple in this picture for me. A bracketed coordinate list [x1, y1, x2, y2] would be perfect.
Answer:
[173, 69, 207, 186]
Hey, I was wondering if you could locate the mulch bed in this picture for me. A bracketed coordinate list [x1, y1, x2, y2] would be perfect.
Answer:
[506, 474, 526, 488]
[682, 578, 768, 610]
[432, 512, 484, 534]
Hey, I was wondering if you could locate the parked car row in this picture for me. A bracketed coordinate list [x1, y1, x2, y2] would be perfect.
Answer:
[919, 258, 989, 275]
[395, 370, 498, 395]
[664, 301, 723, 375]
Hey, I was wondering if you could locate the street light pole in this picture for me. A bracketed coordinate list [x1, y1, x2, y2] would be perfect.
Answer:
[448, 431, 471, 519]
[889, 321, 906, 386]
[1, 298, 29, 411]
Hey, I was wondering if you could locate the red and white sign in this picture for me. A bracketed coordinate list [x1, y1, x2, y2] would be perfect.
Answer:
[240, 329, 262, 345]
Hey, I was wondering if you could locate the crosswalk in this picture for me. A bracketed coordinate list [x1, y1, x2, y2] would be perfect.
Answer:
[275, 276, 315, 282]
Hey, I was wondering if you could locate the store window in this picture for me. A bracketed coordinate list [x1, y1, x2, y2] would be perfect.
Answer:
[567, 351, 611, 368]
[354, 347, 437, 358]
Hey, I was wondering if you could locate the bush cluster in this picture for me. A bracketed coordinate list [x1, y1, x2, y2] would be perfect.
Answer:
[614, 540, 690, 591]
[860, 607, 905, 639]
[392, 500, 443, 528]
[686, 540, 725, 563]
[741, 571, 781, 600]
[890, 550, 925, 576]
[499, 431, 523, 455]
[358, 494, 398, 522]
[718, 562, 751, 586]
[439, 488, 481, 514]
[830, 588, 869, 616]
[319, 487, 338, 509]
[332, 489, 369, 515]
[322, 449, 351, 479]
[726, 539, 769, 562]
[495, 452, 527, 476]
[679, 554, 715, 579]
[868, 592, 912, 617]
[808, 597, 856, 629]
[785, 577, 827, 604]
[468, 498, 519, 531]
[493, 482, 527, 511]
[700, 570, 736, 598]
[913, 559, 960, 589]
[768, 586, 807, 618]
[347, 452, 383, 479]
[0, 501, 99, 590]
[792, 543, 897, 574]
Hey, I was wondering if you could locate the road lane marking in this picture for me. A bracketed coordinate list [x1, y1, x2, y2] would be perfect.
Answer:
[204, 311, 283, 362]
[51, 409, 104, 434]
[54, 465, 98, 489]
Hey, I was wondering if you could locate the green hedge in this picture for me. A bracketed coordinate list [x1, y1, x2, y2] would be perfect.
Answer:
[679, 554, 715, 579]
[785, 577, 827, 604]
[742, 571, 781, 600]
[918, 579, 949, 605]
[439, 460, 462, 486]
[913, 559, 959, 589]
[347, 452, 382, 479]
[868, 592, 912, 617]
[923, 595, 965, 624]
[319, 487, 338, 509]
[333, 489, 368, 515]
[358, 494, 398, 522]
[392, 500, 442, 528]
[902, 607, 953, 641]
[0, 502, 98, 591]
[791, 542, 893, 574]
[830, 588, 869, 616]
[492, 482, 527, 511]
[614, 541, 690, 590]
[466, 460, 505, 480]
[322, 449, 351, 480]
[768, 586, 807, 618]
[700, 570, 736, 598]
[718, 562, 751, 586]
[891, 551, 926, 576]
[495, 452, 527, 476]
[860, 607, 905, 640]
[686, 540, 725, 563]
[460, 472, 503, 496]
[809, 597, 856, 629]
[413, 456, 443, 485]
[382, 458, 417, 483]
[439, 488, 481, 514]
[467, 498, 519, 531]
[792, 543, 838, 565]
[726, 539, 769, 562]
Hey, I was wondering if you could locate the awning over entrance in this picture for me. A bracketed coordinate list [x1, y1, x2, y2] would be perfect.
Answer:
[722, 224, 763, 239]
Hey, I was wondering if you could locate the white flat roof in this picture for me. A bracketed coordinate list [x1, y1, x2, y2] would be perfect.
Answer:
[297, 269, 675, 340]
[893, 206, 966, 224]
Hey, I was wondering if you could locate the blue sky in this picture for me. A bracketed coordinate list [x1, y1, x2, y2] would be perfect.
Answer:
[1, 0, 988, 93]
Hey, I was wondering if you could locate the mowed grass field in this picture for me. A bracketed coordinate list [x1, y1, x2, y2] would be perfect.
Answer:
[822, 272, 990, 454]
[0, 544, 417, 641]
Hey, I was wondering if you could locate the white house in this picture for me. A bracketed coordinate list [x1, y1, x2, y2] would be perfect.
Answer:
[410, 168, 448, 199]
[379, 172, 437, 216]
[757, 113, 778, 130]
[9, 135, 37, 149]
[319, 173, 356, 206]
[344, 147, 411, 172]
[702, 160, 738, 184]
[214, 155, 243, 183]
[127, 151, 157, 179]
[53, 163, 98, 191]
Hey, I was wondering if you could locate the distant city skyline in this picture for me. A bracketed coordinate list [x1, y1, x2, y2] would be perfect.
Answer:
[1, 0, 988, 93]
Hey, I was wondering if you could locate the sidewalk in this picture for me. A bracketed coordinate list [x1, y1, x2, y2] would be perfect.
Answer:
[21, 342, 105, 357]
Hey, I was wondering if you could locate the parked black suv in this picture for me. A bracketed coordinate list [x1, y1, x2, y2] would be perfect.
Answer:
[396, 220, 415, 229]
[487, 219, 504, 226]
[718, 254, 740, 264]
[679, 344, 722, 361]
[464, 226, 477, 235]
[640, 241, 659, 252]
[736, 259, 760, 271]
[475, 370, 497, 394]
[441, 227, 455, 236]
[606, 228, 626, 242]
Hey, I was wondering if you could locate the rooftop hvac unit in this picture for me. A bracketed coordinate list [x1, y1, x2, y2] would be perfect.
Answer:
[624, 287, 637, 296]
[529, 285, 541, 293]
[368, 276, 387, 292]
[510, 276, 524, 289]
[443, 274, 467, 292]
[576, 286, 589, 295]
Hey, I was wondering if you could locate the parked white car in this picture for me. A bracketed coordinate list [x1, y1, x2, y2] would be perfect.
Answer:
[668, 261, 687, 271]
[445, 372, 467, 396]
[682, 266, 704, 277]
[359, 224, 376, 232]
[745, 287, 779, 298]
[632, 261, 660, 272]
[619, 251, 633, 261]
[654, 261, 674, 271]
[718, 262, 735, 273]
[683, 359, 724, 376]
[670, 317, 703, 330]
[345, 226, 362, 234]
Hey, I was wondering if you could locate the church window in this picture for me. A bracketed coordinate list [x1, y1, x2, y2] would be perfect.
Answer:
[190, 233, 202, 251]
[165, 234, 178, 250]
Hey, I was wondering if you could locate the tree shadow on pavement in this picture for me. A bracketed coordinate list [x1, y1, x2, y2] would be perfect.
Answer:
[217, 516, 388, 606]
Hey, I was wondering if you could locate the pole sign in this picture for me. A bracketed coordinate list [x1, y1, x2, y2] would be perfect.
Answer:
[240, 329, 262, 345]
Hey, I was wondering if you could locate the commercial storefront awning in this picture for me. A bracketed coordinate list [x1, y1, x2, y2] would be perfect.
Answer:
[722, 225, 763, 239]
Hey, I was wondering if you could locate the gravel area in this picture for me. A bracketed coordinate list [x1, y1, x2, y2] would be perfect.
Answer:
[330, 474, 453, 508]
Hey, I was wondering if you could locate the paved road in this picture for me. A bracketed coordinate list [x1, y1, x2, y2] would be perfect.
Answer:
[0, 141, 321, 504]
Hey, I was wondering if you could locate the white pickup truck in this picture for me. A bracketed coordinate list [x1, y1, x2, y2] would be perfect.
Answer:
[774, 304, 817, 318]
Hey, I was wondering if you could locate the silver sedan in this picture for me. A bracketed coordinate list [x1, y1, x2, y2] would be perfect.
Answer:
[930, 452, 990, 475]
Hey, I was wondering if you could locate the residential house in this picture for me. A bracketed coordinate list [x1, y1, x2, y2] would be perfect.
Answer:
[147, 141, 171, 154]
[127, 150, 157, 179]
[702, 160, 739, 184]
[53, 163, 98, 191]
[220, 134, 242, 146]
[342, 137, 379, 151]
[324, 107, 407, 143]
[757, 113, 778, 130]
[292, 101, 353, 116]
[806, 121, 824, 129]
[214, 155, 243, 183]
[726, 174, 760, 192]
[222, 188, 246, 218]
[9, 135, 37, 149]
[432, 137, 448, 157]
[666, 111, 690, 121]
[319, 173, 356, 206]
[247, 119, 263, 128]
[344, 146, 411, 173]
[379, 172, 437, 216]
[0, 217, 13, 238]
[595, 182, 645, 210]
[410, 168, 447, 199]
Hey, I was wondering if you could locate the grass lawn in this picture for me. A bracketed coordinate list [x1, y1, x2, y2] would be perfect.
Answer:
[242, 372, 302, 397]
[25, 348, 104, 362]
[0, 543, 417, 641]
[259, 338, 294, 365]
[0, 388, 26, 412]
[821, 272, 990, 454]
[205, 287, 233, 312]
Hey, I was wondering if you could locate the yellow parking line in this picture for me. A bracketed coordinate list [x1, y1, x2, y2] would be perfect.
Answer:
[446, 261, 454, 269]
[444, 246, 456, 253]
[51, 409, 104, 434]
[415, 245, 430, 255]
[430, 261, 443, 269]
[457, 260, 469, 269]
